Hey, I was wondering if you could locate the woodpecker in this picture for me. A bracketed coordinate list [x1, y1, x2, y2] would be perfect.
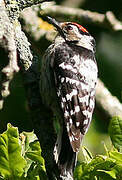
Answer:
[40, 17, 98, 179]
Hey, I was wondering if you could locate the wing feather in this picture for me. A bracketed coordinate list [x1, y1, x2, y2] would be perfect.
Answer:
[53, 44, 97, 152]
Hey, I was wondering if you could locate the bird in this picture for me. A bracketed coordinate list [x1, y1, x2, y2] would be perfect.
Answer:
[40, 16, 98, 180]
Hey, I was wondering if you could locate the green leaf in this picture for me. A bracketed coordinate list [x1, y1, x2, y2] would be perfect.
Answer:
[20, 131, 39, 177]
[76, 143, 122, 180]
[21, 133, 47, 180]
[25, 163, 41, 180]
[97, 163, 122, 180]
[25, 141, 44, 166]
[108, 116, 122, 152]
[97, 169, 116, 179]
[0, 123, 26, 179]
[26, 162, 48, 180]
[74, 162, 84, 180]
[20, 131, 38, 157]
[80, 155, 117, 180]
[109, 150, 122, 164]
[113, 164, 122, 180]
[82, 146, 93, 163]
[20, 131, 47, 179]
[87, 156, 115, 171]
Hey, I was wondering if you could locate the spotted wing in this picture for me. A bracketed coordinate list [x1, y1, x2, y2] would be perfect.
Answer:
[53, 44, 98, 152]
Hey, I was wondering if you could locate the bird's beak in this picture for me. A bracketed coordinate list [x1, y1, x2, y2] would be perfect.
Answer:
[47, 16, 61, 30]
[46, 16, 65, 39]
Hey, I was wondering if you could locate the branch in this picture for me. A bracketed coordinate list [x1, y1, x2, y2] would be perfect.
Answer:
[40, 5, 122, 31]
[15, 20, 58, 179]
[17, 0, 52, 9]
[62, 0, 83, 8]
[3, 0, 60, 179]
[96, 79, 122, 118]
[0, 2, 19, 109]
[20, 7, 47, 41]
[4, 0, 51, 21]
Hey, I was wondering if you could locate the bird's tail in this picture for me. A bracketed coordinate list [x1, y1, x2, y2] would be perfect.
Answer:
[54, 125, 77, 180]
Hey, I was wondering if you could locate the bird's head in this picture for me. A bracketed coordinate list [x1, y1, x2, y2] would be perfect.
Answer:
[47, 16, 95, 52]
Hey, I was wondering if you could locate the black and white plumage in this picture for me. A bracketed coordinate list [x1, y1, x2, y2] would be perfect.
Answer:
[40, 17, 98, 179]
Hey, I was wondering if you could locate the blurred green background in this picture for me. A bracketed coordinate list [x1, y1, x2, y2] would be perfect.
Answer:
[0, 0, 122, 156]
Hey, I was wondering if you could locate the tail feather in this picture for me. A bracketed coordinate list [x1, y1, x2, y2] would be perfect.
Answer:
[54, 125, 77, 180]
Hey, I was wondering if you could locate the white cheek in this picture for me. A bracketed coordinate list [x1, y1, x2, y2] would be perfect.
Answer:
[79, 35, 94, 51]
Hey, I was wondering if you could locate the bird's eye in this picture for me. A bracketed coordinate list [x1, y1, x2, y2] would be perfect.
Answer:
[66, 25, 73, 31]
